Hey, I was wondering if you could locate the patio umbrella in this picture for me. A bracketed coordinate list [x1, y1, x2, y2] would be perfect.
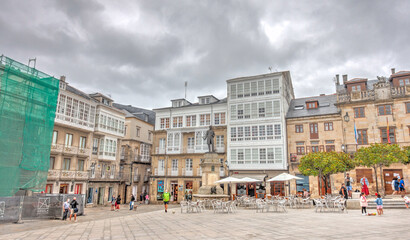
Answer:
[266, 173, 303, 182]
[267, 173, 303, 196]
[236, 177, 261, 183]
[214, 176, 241, 184]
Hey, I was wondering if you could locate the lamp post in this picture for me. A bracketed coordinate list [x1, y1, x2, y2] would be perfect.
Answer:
[342, 112, 349, 188]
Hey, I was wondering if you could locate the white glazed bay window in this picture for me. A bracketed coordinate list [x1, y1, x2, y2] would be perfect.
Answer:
[230, 124, 281, 141]
[230, 147, 283, 165]
[98, 137, 118, 158]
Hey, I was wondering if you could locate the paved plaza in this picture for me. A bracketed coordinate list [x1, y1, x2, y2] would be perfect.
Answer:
[1, 204, 410, 240]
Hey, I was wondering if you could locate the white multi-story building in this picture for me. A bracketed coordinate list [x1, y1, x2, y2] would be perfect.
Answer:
[226, 71, 294, 197]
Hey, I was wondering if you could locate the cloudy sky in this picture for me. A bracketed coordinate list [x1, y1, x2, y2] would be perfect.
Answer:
[1, 1, 409, 109]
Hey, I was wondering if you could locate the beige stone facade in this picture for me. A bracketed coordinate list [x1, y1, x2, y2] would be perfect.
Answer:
[287, 72, 410, 197]
[150, 126, 228, 203]
[119, 114, 154, 203]
[46, 77, 96, 196]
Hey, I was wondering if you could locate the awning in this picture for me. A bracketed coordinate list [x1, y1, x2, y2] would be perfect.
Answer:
[230, 174, 267, 182]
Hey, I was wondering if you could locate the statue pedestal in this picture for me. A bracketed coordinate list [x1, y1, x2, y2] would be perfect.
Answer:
[193, 152, 228, 200]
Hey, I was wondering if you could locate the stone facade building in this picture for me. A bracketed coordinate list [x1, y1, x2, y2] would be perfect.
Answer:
[226, 72, 294, 197]
[287, 70, 410, 197]
[150, 96, 227, 203]
[114, 103, 155, 203]
[47, 77, 96, 195]
[333, 71, 410, 195]
[87, 93, 126, 206]
[286, 94, 343, 196]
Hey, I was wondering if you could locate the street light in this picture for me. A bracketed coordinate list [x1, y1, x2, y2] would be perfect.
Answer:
[344, 112, 350, 122]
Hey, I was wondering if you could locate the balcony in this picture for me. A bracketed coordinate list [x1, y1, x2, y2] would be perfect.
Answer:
[63, 145, 78, 155]
[89, 170, 125, 181]
[154, 168, 165, 176]
[47, 170, 89, 180]
[155, 147, 166, 154]
[133, 174, 141, 182]
[181, 168, 193, 176]
[50, 144, 63, 153]
[98, 152, 116, 161]
[78, 148, 91, 156]
[391, 86, 410, 97]
[55, 113, 94, 132]
[168, 169, 179, 176]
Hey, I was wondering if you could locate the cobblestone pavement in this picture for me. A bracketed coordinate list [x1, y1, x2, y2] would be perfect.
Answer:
[1, 205, 410, 239]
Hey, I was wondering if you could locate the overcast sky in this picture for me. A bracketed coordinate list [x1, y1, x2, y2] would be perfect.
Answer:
[1, 1, 409, 109]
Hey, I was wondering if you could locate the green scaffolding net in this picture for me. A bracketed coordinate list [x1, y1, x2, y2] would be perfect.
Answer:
[0, 55, 59, 197]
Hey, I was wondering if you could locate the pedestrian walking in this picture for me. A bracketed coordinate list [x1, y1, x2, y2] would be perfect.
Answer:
[375, 193, 383, 216]
[360, 192, 368, 215]
[140, 193, 144, 204]
[392, 177, 398, 195]
[145, 193, 149, 204]
[399, 178, 406, 194]
[162, 189, 170, 213]
[130, 194, 135, 210]
[339, 184, 348, 199]
[111, 195, 116, 211]
[345, 173, 353, 198]
[69, 197, 79, 222]
[115, 195, 121, 211]
[62, 199, 70, 221]
[360, 176, 370, 196]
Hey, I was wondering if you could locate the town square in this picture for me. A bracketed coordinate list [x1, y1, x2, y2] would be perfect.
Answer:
[1, 1, 410, 239]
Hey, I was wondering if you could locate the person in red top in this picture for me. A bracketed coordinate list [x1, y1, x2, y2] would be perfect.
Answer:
[360, 176, 370, 196]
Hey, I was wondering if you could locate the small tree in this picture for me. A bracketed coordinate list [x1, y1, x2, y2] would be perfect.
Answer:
[299, 151, 355, 196]
[354, 143, 406, 195]
[403, 146, 410, 165]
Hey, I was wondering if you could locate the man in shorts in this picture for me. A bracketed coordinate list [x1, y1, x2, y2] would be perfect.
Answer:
[62, 199, 70, 221]
[345, 173, 353, 198]
[69, 197, 79, 222]
[399, 178, 406, 194]
[162, 189, 171, 213]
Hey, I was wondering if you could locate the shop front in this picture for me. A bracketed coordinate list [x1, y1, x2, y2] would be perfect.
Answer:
[184, 181, 193, 201]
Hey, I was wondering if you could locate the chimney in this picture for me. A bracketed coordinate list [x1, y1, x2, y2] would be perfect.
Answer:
[342, 74, 348, 84]
[60, 75, 66, 82]
[335, 74, 340, 85]
[391, 68, 395, 75]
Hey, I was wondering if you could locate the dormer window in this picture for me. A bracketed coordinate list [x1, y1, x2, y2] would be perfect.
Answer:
[351, 85, 361, 92]
[306, 101, 318, 109]
[294, 105, 304, 110]
[59, 81, 66, 90]
[102, 98, 110, 106]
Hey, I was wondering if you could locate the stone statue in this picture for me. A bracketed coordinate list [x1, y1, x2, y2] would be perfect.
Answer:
[203, 125, 215, 152]
[210, 186, 217, 194]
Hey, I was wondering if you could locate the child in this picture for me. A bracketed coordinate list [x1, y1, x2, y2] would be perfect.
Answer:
[375, 193, 383, 216]
[402, 194, 409, 208]
[360, 192, 368, 215]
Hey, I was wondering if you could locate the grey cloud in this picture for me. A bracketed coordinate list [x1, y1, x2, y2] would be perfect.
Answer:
[1, 0, 409, 109]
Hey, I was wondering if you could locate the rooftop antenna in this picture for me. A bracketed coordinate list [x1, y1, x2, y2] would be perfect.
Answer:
[184, 81, 188, 99]
[268, 66, 272, 73]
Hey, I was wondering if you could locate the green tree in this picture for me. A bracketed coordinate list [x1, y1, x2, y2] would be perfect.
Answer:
[299, 151, 355, 196]
[403, 146, 410, 165]
[354, 143, 406, 195]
